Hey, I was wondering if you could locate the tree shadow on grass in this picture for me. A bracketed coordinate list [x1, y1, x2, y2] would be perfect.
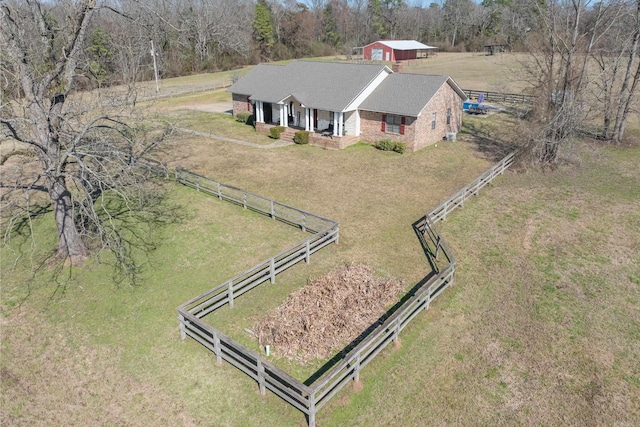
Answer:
[1, 180, 188, 306]
[462, 112, 521, 163]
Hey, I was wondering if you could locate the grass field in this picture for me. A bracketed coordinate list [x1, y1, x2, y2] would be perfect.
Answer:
[2, 58, 639, 426]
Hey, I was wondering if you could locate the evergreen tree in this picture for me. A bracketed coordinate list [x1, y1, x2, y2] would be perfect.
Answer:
[253, 0, 275, 60]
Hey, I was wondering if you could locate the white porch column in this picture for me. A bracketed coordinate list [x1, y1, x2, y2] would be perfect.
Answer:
[256, 101, 263, 122]
[283, 104, 288, 127]
[309, 108, 314, 132]
[305, 108, 310, 131]
[333, 111, 338, 136]
[338, 112, 344, 136]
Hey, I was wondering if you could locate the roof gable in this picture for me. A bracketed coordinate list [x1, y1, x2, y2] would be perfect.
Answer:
[359, 73, 465, 117]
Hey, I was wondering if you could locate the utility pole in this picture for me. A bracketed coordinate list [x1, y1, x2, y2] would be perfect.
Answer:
[150, 40, 159, 94]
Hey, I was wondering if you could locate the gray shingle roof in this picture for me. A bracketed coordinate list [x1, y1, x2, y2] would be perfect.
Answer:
[227, 61, 390, 111]
[359, 73, 459, 117]
[226, 63, 288, 99]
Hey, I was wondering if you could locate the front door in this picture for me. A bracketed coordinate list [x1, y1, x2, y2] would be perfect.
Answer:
[263, 103, 272, 123]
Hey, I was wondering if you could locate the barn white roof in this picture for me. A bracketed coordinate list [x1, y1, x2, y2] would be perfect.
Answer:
[377, 40, 438, 50]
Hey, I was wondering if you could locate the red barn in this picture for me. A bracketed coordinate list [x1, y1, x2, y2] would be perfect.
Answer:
[363, 40, 437, 62]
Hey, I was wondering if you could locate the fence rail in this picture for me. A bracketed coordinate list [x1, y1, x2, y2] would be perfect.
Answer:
[462, 89, 535, 104]
[429, 152, 515, 222]
[175, 150, 515, 426]
[139, 80, 233, 103]
[175, 168, 335, 233]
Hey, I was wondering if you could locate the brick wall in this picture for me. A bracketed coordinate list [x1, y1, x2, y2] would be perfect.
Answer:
[359, 83, 463, 152]
[413, 83, 463, 151]
[359, 111, 417, 149]
[232, 93, 252, 118]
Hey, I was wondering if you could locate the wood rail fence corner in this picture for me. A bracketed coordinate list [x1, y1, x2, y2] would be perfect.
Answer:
[173, 151, 515, 426]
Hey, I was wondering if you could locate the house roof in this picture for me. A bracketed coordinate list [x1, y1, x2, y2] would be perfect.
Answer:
[227, 60, 391, 111]
[359, 73, 466, 117]
[226, 63, 285, 98]
[371, 40, 438, 50]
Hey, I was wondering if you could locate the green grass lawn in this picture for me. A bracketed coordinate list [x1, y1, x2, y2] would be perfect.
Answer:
[155, 109, 275, 145]
[2, 114, 639, 426]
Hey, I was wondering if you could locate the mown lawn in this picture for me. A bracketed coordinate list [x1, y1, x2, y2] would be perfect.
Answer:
[155, 109, 276, 145]
[2, 118, 639, 425]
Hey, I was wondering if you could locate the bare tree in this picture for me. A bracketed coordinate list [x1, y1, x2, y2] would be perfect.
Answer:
[591, 0, 640, 144]
[442, 0, 476, 47]
[520, 0, 612, 164]
[1, 0, 173, 279]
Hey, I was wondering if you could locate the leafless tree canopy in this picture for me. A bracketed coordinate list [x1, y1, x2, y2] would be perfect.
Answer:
[1, 0, 175, 281]
[518, 0, 639, 163]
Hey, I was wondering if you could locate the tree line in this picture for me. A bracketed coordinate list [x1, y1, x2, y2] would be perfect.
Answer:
[23, 0, 547, 84]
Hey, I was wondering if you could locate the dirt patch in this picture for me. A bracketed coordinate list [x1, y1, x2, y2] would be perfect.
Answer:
[253, 264, 406, 363]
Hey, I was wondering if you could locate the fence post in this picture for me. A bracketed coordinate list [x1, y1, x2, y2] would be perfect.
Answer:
[196, 177, 200, 192]
[243, 193, 247, 209]
[270, 200, 275, 220]
[308, 393, 316, 427]
[354, 352, 361, 382]
[178, 314, 186, 340]
[270, 258, 275, 284]
[217, 182, 222, 200]
[228, 280, 234, 308]
[393, 318, 401, 343]
[257, 358, 266, 395]
[435, 235, 441, 260]
[213, 332, 222, 364]
[301, 214, 306, 232]
[305, 240, 310, 263]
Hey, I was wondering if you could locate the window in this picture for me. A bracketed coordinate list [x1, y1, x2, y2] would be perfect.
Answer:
[385, 114, 404, 134]
[431, 113, 437, 130]
[386, 114, 401, 134]
[446, 108, 451, 125]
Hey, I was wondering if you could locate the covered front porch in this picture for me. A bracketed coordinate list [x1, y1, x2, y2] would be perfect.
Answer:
[253, 97, 353, 138]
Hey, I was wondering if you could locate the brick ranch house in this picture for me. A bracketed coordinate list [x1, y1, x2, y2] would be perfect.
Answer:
[228, 60, 466, 151]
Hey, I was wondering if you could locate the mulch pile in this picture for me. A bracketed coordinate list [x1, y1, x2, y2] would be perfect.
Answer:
[253, 263, 406, 363]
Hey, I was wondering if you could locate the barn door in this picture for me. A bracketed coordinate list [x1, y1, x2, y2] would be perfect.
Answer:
[372, 48, 383, 61]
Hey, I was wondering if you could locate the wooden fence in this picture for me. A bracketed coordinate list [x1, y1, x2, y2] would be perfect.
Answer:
[429, 152, 515, 222]
[462, 89, 535, 104]
[175, 151, 515, 426]
[139, 80, 233, 102]
[175, 168, 336, 234]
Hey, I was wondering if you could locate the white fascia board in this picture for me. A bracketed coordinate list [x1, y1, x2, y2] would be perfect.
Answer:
[344, 68, 392, 112]
[446, 77, 467, 100]
[276, 94, 295, 104]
